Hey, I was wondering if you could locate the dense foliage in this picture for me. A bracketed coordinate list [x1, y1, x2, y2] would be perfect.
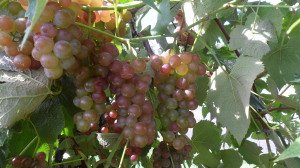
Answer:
[0, 0, 299, 167]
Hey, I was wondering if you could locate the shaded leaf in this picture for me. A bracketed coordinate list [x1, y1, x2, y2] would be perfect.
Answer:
[195, 76, 209, 105]
[263, 37, 300, 88]
[192, 120, 221, 152]
[142, 0, 160, 13]
[0, 69, 51, 128]
[136, 0, 172, 35]
[31, 97, 65, 143]
[275, 137, 300, 161]
[238, 140, 262, 165]
[74, 133, 100, 156]
[221, 149, 243, 168]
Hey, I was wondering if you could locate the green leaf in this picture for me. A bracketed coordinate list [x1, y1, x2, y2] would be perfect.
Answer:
[238, 140, 262, 165]
[0, 69, 51, 128]
[229, 19, 277, 58]
[192, 145, 221, 167]
[263, 37, 300, 88]
[142, 0, 160, 13]
[30, 97, 64, 143]
[136, 0, 172, 35]
[74, 133, 100, 156]
[8, 121, 36, 157]
[195, 76, 209, 105]
[207, 57, 264, 144]
[221, 149, 243, 168]
[20, 0, 47, 48]
[258, 8, 283, 36]
[275, 137, 300, 161]
[192, 120, 221, 152]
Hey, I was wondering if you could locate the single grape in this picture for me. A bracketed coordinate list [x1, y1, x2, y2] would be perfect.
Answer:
[40, 53, 60, 69]
[44, 67, 63, 79]
[53, 9, 75, 28]
[8, 1, 23, 15]
[133, 135, 148, 148]
[76, 120, 90, 132]
[83, 110, 99, 123]
[40, 22, 57, 38]
[175, 64, 189, 76]
[54, 40, 73, 59]
[34, 36, 54, 54]
[0, 15, 15, 32]
[4, 43, 19, 57]
[96, 52, 114, 67]
[14, 18, 27, 33]
[0, 31, 13, 46]
[80, 96, 94, 110]
[13, 54, 31, 69]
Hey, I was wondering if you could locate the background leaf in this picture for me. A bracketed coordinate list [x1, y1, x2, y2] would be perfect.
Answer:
[30, 97, 65, 143]
[275, 137, 300, 161]
[0, 69, 51, 128]
[207, 57, 264, 144]
[221, 149, 243, 168]
[238, 140, 262, 165]
[263, 37, 300, 88]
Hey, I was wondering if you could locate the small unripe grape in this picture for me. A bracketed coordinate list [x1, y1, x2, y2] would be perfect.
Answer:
[61, 56, 77, 70]
[44, 67, 63, 79]
[54, 40, 72, 59]
[8, 1, 23, 15]
[53, 9, 75, 28]
[73, 112, 83, 123]
[175, 64, 189, 76]
[83, 110, 99, 123]
[76, 120, 90, 132]
[40, 53, 60, 69]
[80, 96, 94, 110]
[40, 22, 57, 38]
[13, 54, 31, 69]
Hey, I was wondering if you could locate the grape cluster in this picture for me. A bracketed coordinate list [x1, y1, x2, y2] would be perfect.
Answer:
[71, 42, 156, 161]
[174, 10, 194, 46]
[11, 152, 47, 168]
[153, 141, 192, 168]
[150, 51, 206, 150]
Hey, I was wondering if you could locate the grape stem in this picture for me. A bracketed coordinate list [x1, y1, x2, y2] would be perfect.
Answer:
[82, 1, 145, 11]
[104, 135, 123, 168]
[118, 140, 128, 168]
[19, 136, 38, 156]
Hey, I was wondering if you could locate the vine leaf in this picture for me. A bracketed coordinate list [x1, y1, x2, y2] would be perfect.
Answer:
[142, 0, 160, 13]
[192, 120, 221, 152]
[221, 149, 243, 168]
[136, 0, 171, 35]
[207, 57, 264, 144]
[0, 69, 51, 128]
[275, 137, 300, 162]
[20, 0, 47, 48]
[263, 37, 300, 88]
[238, 140, 262, 165]
[195, 76, 209, 105]
[229, 20, 276, 59]
[30, 97, 65, 143]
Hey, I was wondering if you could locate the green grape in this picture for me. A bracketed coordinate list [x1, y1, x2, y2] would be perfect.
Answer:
[40, 53, 60, 69]
[44, 67, 63, 79]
